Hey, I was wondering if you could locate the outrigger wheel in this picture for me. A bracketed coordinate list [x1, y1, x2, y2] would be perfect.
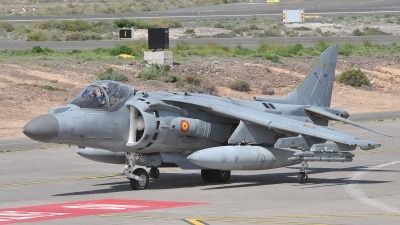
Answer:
[298, 161, 309, 184]
[298, 172, 308, 184]
[129, 168, 149, 190]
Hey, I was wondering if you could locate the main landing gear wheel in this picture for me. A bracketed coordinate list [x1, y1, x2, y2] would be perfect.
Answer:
[149, 167, 160, 179]
[213, 170, 231, 183]
[201, 169, 231, 183]
[201, 169, 215, 182]
[129, 168, 149, 190]
[297, 172, 308, 184]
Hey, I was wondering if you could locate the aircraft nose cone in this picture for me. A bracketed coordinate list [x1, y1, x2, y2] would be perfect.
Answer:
[22, 114, 59, 142]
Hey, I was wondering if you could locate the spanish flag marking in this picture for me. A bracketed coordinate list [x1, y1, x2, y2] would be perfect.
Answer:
[181, 120, 190, 132]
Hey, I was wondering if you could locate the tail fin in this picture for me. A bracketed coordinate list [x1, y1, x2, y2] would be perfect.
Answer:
[255, 45, 338, 107]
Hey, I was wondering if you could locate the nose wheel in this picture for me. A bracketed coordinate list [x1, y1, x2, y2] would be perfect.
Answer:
[298, 161, 308, 184]
[129, 168, 149, 190]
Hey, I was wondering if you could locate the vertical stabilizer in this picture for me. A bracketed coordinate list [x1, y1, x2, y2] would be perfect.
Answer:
[284, 45, 338, 107]
[255, 45, 338, 107]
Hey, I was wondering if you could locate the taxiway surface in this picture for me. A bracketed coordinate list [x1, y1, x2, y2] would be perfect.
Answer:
[1, 120, 400, 225]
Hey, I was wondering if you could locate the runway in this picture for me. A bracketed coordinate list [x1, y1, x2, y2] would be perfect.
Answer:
[1, 120, 399, 224]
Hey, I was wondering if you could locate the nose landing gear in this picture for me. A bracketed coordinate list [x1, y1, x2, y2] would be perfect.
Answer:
[129, 168, 149, 190]
[124, 153, 150, 190]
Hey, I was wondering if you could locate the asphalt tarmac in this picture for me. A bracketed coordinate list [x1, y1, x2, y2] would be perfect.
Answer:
[2, 0, 400, 22]
[1, 120, 399, 225]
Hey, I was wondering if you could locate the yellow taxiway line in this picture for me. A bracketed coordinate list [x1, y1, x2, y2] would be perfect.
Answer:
[99, 213, 400, 225]
[0, 168, 181, 188]
[0, 174, 122, 188]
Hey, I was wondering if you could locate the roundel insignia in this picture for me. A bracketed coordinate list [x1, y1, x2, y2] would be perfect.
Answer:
[181, 120, 189, 132]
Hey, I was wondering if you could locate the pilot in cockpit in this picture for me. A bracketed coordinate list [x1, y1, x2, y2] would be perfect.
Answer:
[70, 81, 131, 110]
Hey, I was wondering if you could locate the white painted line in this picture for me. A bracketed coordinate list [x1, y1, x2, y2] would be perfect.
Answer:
[343, 161, 400, 213]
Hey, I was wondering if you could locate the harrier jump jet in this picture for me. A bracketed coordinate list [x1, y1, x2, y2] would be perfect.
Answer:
[23, 45, 389, 190]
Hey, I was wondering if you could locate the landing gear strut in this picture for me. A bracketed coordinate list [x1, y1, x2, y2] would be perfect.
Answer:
[124, 153, 150, 190]
[201, 169, 231, 183]
[298, 161, 308, 184]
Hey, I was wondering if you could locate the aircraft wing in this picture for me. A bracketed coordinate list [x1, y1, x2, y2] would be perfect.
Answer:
[305, 106, 392, 137]
[163, 97, 380, 150]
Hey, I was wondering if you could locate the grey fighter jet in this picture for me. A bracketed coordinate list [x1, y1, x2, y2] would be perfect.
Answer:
[23, 45, 390, 190]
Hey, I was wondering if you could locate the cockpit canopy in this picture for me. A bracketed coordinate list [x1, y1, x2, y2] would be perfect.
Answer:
[70, 80, 132, 110]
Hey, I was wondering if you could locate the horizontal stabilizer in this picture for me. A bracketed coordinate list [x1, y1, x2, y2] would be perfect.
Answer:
[305, 106, 392, 137]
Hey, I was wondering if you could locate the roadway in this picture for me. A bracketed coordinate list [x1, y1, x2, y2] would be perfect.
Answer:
[1, 0, 400, 22]
[1, 119, 400, 224]
[1, 0, 400, 51]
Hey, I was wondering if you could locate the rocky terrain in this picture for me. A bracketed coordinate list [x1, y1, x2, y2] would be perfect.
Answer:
[1, 52, 400, 140]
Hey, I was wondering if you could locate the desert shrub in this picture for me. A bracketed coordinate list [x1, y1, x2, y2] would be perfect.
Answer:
[360, 84, 372, 91]
[233, 28, 242, 34]
[337, 69, 370, 87]
[314, 41, 332, 52]
[0, 21, 14, 32]
[161, 73, 180, 83]
[41, 85, 56, 91]
[48, 30, 62, 41]
[65, 19, 93, 31]
[362, 40, 373, 48]
[138, 64, 178, 82]
[84, 32, 103, 40]
[184, 29, 196, 36]
[175, 75, 203, 92]
[199, 80, 218, 95]
[98, 7, 116, 14]
[108, 45, 133, 56]
[212, 32, 236, 38]
[40, 85, 66, 91]
[114, 18, 150, 29]
[263, 54, 279, 62]
[35, 19, 60, 30]
[26, 30, 51, 41]
[285, 30, 298, 37]
[279, 43, 303, 56]
[149, 18, 181, 28]
[114, 19, 130, 28]
[126, 40, 147, 57]
[293, 26, 312, 31]
[65, 32, 86, 41]
[30, 46, 54, 54]
[261, 83, 275, 95]
[337, 43, 359, 56]
[352, 29, 364, 36]
[234, 44, 252, 56]
[228, 80, 250, 92]
[183, 75, 202, 85]
[258, 29, 282, 37]
[214, 23, 224, 28]
[36, 19, 93, 32]
[363, 27, 390, 35]
[97, 68, 128, 81]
